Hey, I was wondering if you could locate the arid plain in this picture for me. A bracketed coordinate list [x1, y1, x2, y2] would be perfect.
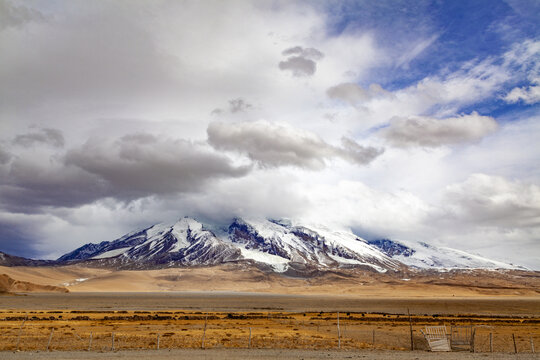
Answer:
[1, 264, 539, 358]
[1, 263, 539, 296]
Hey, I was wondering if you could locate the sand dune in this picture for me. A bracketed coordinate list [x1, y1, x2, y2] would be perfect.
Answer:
[0, 273, 68, 294]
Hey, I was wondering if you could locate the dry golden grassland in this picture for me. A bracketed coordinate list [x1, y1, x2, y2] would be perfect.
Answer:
[1, 309, 538, 353]
[1, 265, 538, 354]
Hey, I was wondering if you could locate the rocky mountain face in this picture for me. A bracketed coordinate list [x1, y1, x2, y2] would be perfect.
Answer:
[53, 217, 522, 274]
[0, 251, 55, 267]
[58, 218, 242, 269]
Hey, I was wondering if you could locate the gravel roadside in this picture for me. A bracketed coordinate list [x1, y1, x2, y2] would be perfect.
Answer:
[1, 349, 538, 360]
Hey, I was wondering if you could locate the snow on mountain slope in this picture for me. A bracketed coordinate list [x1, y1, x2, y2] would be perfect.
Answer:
[297, 223, 399, 271]
[368, 238, 523, 270]
[91, 248, 130, 259]
[60, 217, 242, 267]
[227, 218, 400, 272]
[237, 246, 289, 272]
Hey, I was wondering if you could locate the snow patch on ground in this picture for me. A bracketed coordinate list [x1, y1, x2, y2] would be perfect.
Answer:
[62, 278, 89, 287]
[327, 254, 387, 272]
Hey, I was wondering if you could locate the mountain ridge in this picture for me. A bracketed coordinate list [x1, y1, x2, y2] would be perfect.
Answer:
[51, 216, 523, 274]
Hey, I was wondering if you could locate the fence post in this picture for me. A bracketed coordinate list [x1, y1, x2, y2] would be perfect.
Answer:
[531, 337, 535, 353]
[372, 329, 375, 348]
[201, 313, 207, 349]
[88, 332, 93, 351]
[489, 332, 493, 353]
[157, 334, 160, 350]
[471, 328, 476, 353]
[16, 318, 26, 351]
[46, 328, 54, 351]
[338, 311, 341, 349]
[407, 308, 413, 351]
[512, 334, 517, 354]
[249, 327, 252, 349]
[111, 332, 115, 351]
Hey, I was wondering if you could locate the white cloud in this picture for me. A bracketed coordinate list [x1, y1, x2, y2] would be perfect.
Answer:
[324, 39, 539, 132]
[359, 58, 509, 126]
[297, 174, 540, 269]
[394, 34, 439, 69]
[298, 180, 431, 236]
[0, 1, 538, 269]
[426, 173, 540, 269]
[504, 78, 540, 104]
[441, 173, 540, 228]
[326, 82, 391, 106]
[379, 112, 498, 147]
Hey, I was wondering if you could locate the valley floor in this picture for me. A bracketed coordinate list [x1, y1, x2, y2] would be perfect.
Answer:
[0, 264, 539, 297]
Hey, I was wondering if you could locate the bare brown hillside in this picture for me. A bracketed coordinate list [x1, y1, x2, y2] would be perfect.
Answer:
[0, 265, 538, 297]
[0, 273, 68, 294]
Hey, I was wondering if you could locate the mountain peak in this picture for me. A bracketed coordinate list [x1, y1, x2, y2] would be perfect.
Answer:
[53, 216, 522, 273]
[173, 216, 202, 230]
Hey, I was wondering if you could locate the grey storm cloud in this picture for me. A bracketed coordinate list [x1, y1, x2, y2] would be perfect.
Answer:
[282, 46, 324, 60]
[0, 156, 107, 212]
[12, 128, 65, 148]
[64, 134, 251, 200]
[0, 145, 12, 164]
[327, 82, 390, 105]
[0, 1, 181, 114]
[207, 120, 383, 169]
[379, 112, 498, 147]
[339, 137, 385, 165]
[0, 218, 37, 258]
[0, 0, 45, 30]
[278, 46, 324, 77]
[229, 98, 253, 113]
[0, 134, 251, 212]
[212, 98, 253, 115]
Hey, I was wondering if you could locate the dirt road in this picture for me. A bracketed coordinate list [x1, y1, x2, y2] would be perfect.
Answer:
[1, 349, 539, 360]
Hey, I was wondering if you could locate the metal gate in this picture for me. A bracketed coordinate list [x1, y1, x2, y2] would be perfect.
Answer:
[450, 325, 473, 351]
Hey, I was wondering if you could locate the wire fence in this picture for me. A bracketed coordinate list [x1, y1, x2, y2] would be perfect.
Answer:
[0, 311, 538, 353]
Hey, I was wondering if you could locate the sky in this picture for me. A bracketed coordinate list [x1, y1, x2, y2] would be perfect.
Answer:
[0, 0, 539, 269]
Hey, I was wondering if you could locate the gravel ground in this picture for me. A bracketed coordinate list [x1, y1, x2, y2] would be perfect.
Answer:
[2, 293, 539, 315]
[1, 349, 538, 360]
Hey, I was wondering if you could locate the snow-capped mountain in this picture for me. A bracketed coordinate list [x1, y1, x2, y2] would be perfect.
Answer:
[56, 216, 522, 273]
[367, 238, 520, 270]
[58, 218, 242, 268]
[228, 218, 399, 272]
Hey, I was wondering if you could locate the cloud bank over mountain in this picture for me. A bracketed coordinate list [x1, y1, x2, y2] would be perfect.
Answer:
[0, 0, 538, 269]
